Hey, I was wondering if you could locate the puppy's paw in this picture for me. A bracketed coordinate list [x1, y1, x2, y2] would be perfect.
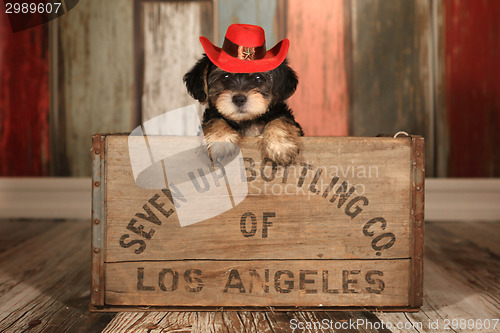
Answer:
[261, 118, 301, 166]
[203, 119, 241, 165]
[262, 139, 300, 165]
[208, 141, 241, 165]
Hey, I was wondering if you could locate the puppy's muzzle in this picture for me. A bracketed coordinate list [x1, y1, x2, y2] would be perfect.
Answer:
[232, 94, 247, 107]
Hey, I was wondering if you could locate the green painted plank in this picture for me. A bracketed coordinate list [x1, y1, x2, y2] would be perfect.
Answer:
[351, 0, 434, 175]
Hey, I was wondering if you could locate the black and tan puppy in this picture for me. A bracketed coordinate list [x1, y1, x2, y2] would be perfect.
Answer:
[183, 24, 303, 166]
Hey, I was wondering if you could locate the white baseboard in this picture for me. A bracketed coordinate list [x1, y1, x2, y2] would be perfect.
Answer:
[425, 178, 500, 221]
[0, 178, 91, 219]
[0, 178, 498, 221]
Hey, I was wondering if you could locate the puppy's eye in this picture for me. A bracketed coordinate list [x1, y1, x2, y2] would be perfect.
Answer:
[254, 74, 265, 84]
[221, 73, 231, 82]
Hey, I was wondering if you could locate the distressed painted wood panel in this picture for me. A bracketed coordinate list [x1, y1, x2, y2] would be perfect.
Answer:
[55, 0, 135, 176]
[216, 0, 283, 47]
[286, 0, 350, 136]
[444, 0, 500, 177]
[0, 12, 50, 176]
[141, 1, 213, 122]
[351, 0, 434, 175]
[432, 0, 449, 178]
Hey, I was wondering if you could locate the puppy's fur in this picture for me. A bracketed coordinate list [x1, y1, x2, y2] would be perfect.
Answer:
[184, 55, 303, 165]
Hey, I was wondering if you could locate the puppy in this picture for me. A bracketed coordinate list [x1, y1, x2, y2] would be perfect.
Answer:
[183, 55, 303, 166]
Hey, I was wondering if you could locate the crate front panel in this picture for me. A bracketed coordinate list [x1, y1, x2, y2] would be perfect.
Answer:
[105, 136, 411, 262]
[105, 259, 410, 307]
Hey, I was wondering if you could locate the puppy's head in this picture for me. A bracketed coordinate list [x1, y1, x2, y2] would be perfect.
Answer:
[184, 55, 298, 122]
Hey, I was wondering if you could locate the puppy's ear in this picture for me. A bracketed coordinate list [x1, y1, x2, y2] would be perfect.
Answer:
[183, 54, 212, 103]
[271, 59, 298, 101]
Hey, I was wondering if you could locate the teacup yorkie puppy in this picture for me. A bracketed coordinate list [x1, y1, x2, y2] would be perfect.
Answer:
[184, 24, 303, 166]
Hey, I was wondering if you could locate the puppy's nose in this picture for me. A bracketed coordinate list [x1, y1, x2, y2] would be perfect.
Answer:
[232, 94, 247, 106]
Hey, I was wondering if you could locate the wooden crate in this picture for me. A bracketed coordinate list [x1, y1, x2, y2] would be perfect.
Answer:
[91, 135, 424, 311]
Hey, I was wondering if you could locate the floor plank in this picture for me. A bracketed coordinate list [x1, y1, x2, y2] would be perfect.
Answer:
[102, 310, 392, 333]
[0, 219, 57, 254]
[377, 222, 500, 333]
[0, 220, 114, 333]
[102, 312, 170, 332]
[436, 221, 500, 256]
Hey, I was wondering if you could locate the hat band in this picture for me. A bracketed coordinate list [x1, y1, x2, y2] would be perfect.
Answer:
[222, 38, 266, 61]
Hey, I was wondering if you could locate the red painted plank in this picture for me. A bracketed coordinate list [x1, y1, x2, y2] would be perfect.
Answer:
[0, 11, 50, 176]
[286, 0, 349, 136]
[445, 0, 500, 177]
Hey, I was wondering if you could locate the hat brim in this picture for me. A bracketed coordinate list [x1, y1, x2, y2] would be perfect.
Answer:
[200, 36, 289, 73]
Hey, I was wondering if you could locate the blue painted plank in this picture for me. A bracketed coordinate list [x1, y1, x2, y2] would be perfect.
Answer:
[217, 0, 279, 47]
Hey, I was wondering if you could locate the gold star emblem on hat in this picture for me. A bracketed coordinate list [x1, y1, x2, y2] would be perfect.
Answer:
[242, 47, 254, 60]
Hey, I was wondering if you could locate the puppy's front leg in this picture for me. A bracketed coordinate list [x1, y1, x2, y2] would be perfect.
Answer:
[203, 118, 241, 164]
[261, 118, 301, 165]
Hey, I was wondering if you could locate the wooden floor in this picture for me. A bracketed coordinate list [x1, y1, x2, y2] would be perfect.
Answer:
[0, 220, 498, 333]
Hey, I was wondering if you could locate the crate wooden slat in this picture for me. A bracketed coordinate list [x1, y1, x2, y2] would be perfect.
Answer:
[91, 135, 424, 311]
[106, 260, 410, 307]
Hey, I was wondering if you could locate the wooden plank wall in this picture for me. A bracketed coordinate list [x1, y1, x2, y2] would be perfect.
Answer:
[0, 10, 50, 176]
[54, 0, 136, 176]
[140, 1, 212, 122]
[350, 0, 434, 175]
[286, 0, 350, 136]
[444, 0, 500, 177]
[4, 0, 498, 177]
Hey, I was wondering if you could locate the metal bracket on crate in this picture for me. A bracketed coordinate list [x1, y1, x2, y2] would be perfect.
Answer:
[91, 135, 106, 307]
[394, 131, 410, 138]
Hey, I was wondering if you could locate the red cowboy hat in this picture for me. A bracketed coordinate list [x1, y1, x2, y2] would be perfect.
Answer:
[200, 24, 289, 73]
